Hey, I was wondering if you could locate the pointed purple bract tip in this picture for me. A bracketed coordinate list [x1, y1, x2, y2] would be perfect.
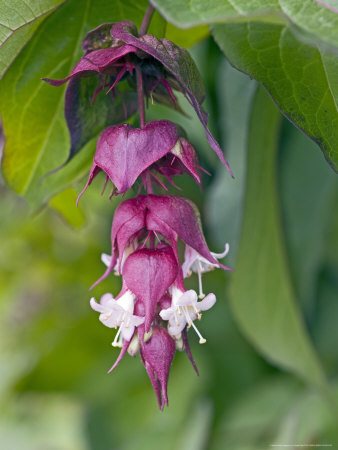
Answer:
[140, 326, 176, 409]
[107, 338, 130, 374]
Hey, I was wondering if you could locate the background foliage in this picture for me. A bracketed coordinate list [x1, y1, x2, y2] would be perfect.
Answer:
[0, 0, 338, 449]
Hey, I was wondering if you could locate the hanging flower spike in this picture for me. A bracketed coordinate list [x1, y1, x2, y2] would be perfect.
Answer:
[182, 243, 230, 298]
[160, 286, 216, 344]
[90, 290, 144, 345]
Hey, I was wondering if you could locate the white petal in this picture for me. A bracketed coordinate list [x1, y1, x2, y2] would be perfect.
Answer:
[122, 325, 135, 342]
[168, 320, 186, 336]
[176, 289, 198, 306]
[198, 293, 216, 311]
[99, 313, 120, 328]
[159, 308, 173, 321]
[90, 297, 105, 313]
[100, 293, 114, 306]
[101, 253, 112, 267]
[211, 243, 229, 259]
[116, 290, 135, 313]
[132, 315, 145, 327]
[182, 246, 199, 277]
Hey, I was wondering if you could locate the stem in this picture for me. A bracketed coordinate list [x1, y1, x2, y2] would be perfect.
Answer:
[146, 172, 153, 193]
[139, 5, 154, 36]
[137, 70, 146, 128]
[149, 233, 155, 250]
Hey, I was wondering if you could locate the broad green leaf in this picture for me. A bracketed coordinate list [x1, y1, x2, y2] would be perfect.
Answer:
[49, 187, 85, 228]
[280, 121, 338, 315]
[0, 0, 65, 79]
[150, 0, 338, 49]
[0, 0, 165, 211]
[151, 0, 338, 171]
[213, 377, 338, 450]
[165, 23, 209, 48]
[229, 86, 327, 389]
[212, 23, 338, 172]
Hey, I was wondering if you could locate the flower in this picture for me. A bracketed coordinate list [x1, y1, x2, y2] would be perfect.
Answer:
[92, 194, 231, 289]
[90, 290, 144, 345]
[76, 121, 202, 202]
[101, 239, 138, 275]
[182, 243, 230, 298]
[160, 286, 216, 344]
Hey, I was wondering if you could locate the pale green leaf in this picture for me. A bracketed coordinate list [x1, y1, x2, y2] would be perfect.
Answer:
[165, 22, 209, 48]
[0, 0, 65, 78]
[229, 86, 327, 389]
[49, 187, 85, 228]
[150, 0, 338, 49]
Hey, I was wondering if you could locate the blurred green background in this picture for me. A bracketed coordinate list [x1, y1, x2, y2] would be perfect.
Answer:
[1, 37, 338, 450]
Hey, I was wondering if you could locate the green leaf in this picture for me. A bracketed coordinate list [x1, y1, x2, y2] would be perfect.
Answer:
[0, 0, 65, 79]
[150, 0, 338, 48]
[280, 121, 338, 315]
[0, 0, 165, 210]
[212, 22, 338, 171]
[207, 59, 257, 263]
[151, 0, 338, 171]
[165, 23, 209, 48]
[49, 187, 85, 228]
[229, 86, 327, 389]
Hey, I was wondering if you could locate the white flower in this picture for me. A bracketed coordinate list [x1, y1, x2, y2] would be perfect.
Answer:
[90, 291, 144, 346]
[182, 243, 229, 298]
[159, 287, 216, 344]
[101, 240, 138, 275]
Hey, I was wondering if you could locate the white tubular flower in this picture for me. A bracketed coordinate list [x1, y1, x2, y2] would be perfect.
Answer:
[182, 243, 229, 298]
[159, 287, 216, 344]
[101, 240, 138, 275]
[90, 291, 144, 346]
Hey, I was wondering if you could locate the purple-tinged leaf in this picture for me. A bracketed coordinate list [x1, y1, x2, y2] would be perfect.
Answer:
[123, 247, 178, 332]
[82, 23, 116, 53]
[65, 77, 138, 160]
[111, 21, 233, 175]
[43, 45, 137, 86]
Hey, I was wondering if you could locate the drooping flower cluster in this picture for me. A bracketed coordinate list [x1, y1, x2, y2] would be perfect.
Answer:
[45, 8, 232, 409]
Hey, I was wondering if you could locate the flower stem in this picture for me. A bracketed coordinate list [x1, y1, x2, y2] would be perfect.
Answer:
[139, 5, 154, 36]
[137, 70, 146, 128]
[137, 5, 154, 128]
